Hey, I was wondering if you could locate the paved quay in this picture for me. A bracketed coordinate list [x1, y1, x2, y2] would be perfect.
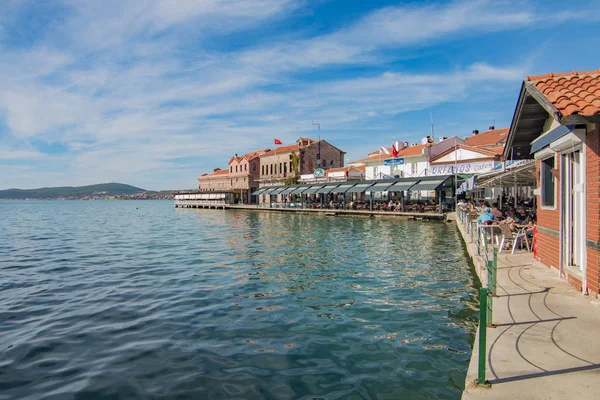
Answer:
[457, 221, 600, 399]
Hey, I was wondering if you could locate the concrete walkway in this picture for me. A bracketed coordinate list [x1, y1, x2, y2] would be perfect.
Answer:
[457, 223, 600, 400]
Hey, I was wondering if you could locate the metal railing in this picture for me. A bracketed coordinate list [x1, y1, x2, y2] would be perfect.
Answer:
[457, 207, 497, 387]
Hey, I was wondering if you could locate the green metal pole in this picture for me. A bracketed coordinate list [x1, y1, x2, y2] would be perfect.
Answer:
[478, 287, 488, 386]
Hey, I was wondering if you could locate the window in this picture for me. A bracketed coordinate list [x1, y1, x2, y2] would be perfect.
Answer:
[411, 163, 418, 176]
[245, 164, 247, 172]
[322, 159, 326, 167]
[279, 163, 282, 174]
[236, 165, 238, 172]
[284, 163, 287, 174]
[261, 165, 264, 175]
[253, 163, 256, 172]
[541, 156, 555, 207]
[289, 161, 292, 172]
[270, 164, 273, 175]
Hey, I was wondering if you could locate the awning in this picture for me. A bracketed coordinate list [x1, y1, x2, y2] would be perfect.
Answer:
[530, 124, 575, 153]
[262, 188, 277, 195]
[280, 186, 298, 194]
[315, 184, 340, 194]
[386, 180, 418, 192]
[345, 182, 375, 193]
[367, 181, 395, 192]
[330, 183, 357, 193]
[290, 185, 311, 194]
[476, 162, 536, 189]
[302, 185, 325, 194]
[410, 177, 449, 191]
[252, 188, 267, 196]
[270, 187, 287, 195]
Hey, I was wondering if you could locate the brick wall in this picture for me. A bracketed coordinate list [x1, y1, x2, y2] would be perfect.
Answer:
[586, 123, 600, 299]
[300, 141, 345, 174]
[536, 156, 561, 272]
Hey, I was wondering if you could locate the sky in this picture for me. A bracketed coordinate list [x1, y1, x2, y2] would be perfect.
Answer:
[1, 0, 600, 191]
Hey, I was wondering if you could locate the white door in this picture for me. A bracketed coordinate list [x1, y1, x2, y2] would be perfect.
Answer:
[563, 149, 584, 270]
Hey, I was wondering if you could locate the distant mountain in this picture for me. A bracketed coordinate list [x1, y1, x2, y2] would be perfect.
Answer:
[0, 183, 148, 199]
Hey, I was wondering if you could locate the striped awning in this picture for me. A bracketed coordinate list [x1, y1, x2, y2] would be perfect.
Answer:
[411, 176, 450, 191]
[280, 186, 299, 194]
[367, 181, 395, 192]
[302, 185, 325, 194]
[315, 184, 340, 194]
[386, 180, 418, 192]
[251, 188, 267, 196]
[270, 187, 287, 195]
[330, 183, 357, 193]
[289, 185, 311, 194]
[345, 182, 375, 193]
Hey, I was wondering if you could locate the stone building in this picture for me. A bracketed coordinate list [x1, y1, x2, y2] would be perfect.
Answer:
[257, 137, 346, 204]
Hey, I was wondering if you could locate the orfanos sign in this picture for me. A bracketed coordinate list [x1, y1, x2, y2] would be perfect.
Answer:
[429, 161, 498, 175]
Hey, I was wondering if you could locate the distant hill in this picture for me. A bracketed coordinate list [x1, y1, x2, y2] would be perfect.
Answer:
[0, 183, 148, 199]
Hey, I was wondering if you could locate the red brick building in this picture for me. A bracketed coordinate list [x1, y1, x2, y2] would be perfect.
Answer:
[504, 69, 600, 298]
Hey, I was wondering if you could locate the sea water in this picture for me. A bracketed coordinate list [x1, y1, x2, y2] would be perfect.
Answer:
[0, 200, 479, 399]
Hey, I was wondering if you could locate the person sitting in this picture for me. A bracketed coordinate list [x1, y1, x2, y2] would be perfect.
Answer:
[477, 207, 495, 224]
[491, 203, 503, 219]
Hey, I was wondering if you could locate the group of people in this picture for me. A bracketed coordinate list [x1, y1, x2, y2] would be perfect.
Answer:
[458, 198, 536, 240]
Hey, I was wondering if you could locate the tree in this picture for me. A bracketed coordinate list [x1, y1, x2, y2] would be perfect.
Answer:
[284, 151, 300, 185]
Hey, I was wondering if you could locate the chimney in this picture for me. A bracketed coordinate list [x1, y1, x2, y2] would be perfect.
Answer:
[396, 141, 404, 150]
[213, 168, 221, 172]
[472, 130, 479, 135]
[488, 126, 495, 131]
[404, 141, 409, 148]
[235, 153, 238, 157]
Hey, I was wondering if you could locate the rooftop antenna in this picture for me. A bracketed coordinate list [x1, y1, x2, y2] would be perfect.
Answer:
[430, 113, 435, 142]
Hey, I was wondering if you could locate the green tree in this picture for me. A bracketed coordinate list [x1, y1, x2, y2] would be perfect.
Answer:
[284, 152, 300, 185]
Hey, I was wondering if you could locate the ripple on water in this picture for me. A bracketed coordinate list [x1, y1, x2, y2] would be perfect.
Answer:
[0, 201, 478, 399]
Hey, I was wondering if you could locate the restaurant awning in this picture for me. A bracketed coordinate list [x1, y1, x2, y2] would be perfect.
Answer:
[280, 186, 299, 194]
[411, 176, 450, 191]
[252, 188, 267, 196]
[315, 184, 340, 194]
[367, 181, 395, 192]
[270, 187, 287, 195]
[345, 182, 375, 193]
[386, 180, 418, 192]
[302, 185, 325, 194]
[330, 183, 357, 193]
[475, 162, 536, 189]
[289, 185, 311, 194]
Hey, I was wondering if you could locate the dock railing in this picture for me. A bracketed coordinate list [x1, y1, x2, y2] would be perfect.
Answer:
[457, 207, 498, 386]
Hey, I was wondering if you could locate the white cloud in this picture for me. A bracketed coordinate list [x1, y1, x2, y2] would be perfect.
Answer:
[0, 0, 596, 189]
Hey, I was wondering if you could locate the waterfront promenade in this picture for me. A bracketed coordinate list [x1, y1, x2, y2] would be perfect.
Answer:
[457, 221, 600, 399]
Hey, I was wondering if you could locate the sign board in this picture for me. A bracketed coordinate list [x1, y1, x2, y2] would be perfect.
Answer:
[429, 161, 498, 175]
[313, 168, 325, 178]
[384, 158, 404, 166]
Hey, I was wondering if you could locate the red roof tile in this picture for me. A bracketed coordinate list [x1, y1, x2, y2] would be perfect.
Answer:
[261, 144, 300, 156]
[463, 128, 509, 147]
[526, 69, 600, 118]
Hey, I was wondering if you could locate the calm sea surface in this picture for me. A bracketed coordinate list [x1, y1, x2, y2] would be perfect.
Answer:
[0, 200, 479, 400]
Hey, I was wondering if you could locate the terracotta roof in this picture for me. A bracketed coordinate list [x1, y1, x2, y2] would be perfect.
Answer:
[326, 165, 366, 173]
[526, 69, 600, 118]
[429, 144, 499, 163]
[198, 168, 229, 180]
[397, 144, 427, 157]
[463, 128, 509, 147]
[261, 144, 299, 156]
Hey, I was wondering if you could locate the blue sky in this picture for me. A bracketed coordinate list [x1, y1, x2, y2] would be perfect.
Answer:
[1, 0, 600, 190]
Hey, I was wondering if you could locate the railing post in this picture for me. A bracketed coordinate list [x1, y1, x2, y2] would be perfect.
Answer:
[478, 287, 488, 386]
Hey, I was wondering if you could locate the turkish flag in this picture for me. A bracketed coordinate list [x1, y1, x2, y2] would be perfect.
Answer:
[274, 139, 282, 145]
[391, 143, 398, 158]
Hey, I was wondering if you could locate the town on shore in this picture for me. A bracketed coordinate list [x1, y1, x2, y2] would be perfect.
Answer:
[178, 67, 600, 302]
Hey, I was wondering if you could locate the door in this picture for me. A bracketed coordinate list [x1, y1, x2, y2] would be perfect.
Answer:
[562, 150, 584, 270]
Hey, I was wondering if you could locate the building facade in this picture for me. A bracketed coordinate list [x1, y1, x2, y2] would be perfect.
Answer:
[504, 69, 600, 299]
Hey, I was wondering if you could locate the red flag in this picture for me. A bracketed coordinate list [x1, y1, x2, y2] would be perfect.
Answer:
[391, 143, 398, 158]
[274, 139, 282, 145]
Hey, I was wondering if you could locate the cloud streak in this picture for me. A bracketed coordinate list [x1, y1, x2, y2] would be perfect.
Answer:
[0, 0, 598, 189]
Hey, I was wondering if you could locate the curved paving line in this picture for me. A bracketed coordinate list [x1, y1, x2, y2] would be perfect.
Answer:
[507, 266, 531, 294]
[515, 322, 548, 372]
[527, 293, 542, 321]
[518, 266, 547, 290]
[542, 291, 563, 319]
[488, 325, 514, 380]
[550, 319, 595, 365]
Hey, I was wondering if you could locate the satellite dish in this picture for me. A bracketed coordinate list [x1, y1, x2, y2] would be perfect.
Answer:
[421, 137, 429, 145]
